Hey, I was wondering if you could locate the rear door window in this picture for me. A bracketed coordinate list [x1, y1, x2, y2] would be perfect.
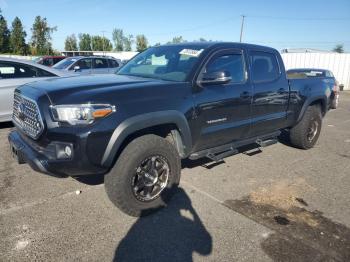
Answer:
[250, 51, 280, 82]
[36, 68, 56, 77]
[108, 59, 119, 68]
[93, 58, 109, 69]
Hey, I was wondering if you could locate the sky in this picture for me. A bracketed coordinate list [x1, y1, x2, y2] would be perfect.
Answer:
[1, 0, 350, 52]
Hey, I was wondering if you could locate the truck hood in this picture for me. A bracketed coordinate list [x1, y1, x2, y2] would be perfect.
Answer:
[20, 74, 169, 104]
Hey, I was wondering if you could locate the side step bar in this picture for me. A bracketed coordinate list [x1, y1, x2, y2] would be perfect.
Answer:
[256, 138, 278, 147]
[189, 131, 281, 161]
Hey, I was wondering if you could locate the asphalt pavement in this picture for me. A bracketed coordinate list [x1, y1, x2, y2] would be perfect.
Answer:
[1, 92, 350, 262]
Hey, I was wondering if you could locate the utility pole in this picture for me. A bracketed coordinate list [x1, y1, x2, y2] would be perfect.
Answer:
[240, 15, 245, 43]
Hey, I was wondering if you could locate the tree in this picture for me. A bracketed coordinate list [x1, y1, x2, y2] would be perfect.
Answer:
[112, 28, 124, 51]
[154, 42, 161, 47]
[198, 37, 207, 42]
[30, 16, 57, 55]
[91, 35, 112, 51]
[78, 33, 92, 51]
[123, 34, 134, 51]
[9, 17, 27, 55]
[0, 9, 10, 53]
[333, 44, 344, 53]
[136, 34, 148, 52]
[64, 34, 78, 51]
[168, 36, 185, 44]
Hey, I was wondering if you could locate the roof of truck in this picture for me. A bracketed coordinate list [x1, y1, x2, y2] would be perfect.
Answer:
[160, 41, 278, 52]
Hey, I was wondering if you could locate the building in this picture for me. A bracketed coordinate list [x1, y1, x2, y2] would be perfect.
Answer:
[281, 50, 350, 90]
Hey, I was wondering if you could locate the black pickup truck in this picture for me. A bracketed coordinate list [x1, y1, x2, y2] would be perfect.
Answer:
[8, 42, 332, 216]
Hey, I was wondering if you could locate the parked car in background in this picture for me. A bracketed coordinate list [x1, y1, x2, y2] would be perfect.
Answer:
[287, 68, 340, 109]
[34, 56, 66, 67]
[0, 57, 72, 122]
[53, 56, 122, 74]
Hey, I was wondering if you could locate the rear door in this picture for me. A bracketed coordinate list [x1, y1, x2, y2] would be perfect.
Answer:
[248, 50, 289, 136]
[192, 49, 252, 151]
[92, 58, 110, 74]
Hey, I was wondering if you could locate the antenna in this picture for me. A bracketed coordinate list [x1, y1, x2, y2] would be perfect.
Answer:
[240, 15, 245, 42]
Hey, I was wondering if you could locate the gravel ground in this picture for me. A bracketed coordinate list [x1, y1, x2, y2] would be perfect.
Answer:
[1, 92, 349, 262]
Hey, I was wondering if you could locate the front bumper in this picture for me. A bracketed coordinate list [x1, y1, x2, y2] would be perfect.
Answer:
[8, 130, 109, 177]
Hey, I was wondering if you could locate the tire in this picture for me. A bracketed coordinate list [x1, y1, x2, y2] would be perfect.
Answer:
[330, 93, 339, 109]
[289, 105, 322, 149]
[105, 134, 181, 217]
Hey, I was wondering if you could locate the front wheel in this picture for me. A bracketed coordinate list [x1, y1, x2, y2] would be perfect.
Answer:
[289, 105, 322, 149]
[104, 134, 181, 217]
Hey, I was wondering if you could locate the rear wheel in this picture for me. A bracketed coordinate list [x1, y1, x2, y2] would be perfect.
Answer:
[104, 134, 181, 217]
[289, 105, 322, 149]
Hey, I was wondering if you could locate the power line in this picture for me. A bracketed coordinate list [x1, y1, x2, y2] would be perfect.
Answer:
[248, 40, 350, 44]
[247, 15, 350, 21]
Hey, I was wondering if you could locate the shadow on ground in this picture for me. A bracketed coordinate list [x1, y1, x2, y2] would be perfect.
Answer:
[224, 196, 350, 261]
[113, 188, 212, 262]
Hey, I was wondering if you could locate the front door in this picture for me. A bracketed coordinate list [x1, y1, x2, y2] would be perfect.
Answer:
[192, 49, 252, 152]
[71, 58, 92, 74]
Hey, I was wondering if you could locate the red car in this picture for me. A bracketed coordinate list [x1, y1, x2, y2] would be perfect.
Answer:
[34, 56, 66, 67]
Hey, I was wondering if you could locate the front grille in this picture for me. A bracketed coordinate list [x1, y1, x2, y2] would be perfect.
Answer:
[13, 92, 44, 139]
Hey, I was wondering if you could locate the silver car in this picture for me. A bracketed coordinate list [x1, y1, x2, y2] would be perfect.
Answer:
[0, 57, 71, 122]
[53, 56, 121, 74]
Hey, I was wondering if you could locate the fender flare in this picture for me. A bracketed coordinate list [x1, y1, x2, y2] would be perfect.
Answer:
[296, 95, 327, 123]
[101, 110, 192, 167]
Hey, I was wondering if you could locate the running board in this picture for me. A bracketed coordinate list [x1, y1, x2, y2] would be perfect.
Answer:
[256, 138, 278, 147]
[207, 147, 239, 162]
[189, 131, 281, 161]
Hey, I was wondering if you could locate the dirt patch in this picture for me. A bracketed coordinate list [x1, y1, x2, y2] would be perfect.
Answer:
[223, 179, 350, 261]
[249, 178, 315, 211]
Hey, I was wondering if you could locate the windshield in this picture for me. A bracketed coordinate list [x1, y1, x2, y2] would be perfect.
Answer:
[117, 46, 205, 81]
[53, 58, 77, 69]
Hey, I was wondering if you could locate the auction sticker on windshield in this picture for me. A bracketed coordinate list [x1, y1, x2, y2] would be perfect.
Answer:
[179, 49, 204, 57]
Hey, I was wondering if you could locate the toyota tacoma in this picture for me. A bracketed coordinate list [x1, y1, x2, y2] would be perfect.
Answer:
[8, 42, 332, 216]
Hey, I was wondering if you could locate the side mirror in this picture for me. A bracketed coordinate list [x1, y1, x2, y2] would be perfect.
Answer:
[73, 66, 80, 72]
[199, 71, 232, 86]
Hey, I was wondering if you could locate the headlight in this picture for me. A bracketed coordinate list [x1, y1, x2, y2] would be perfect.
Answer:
[50, 104, 116, 125]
